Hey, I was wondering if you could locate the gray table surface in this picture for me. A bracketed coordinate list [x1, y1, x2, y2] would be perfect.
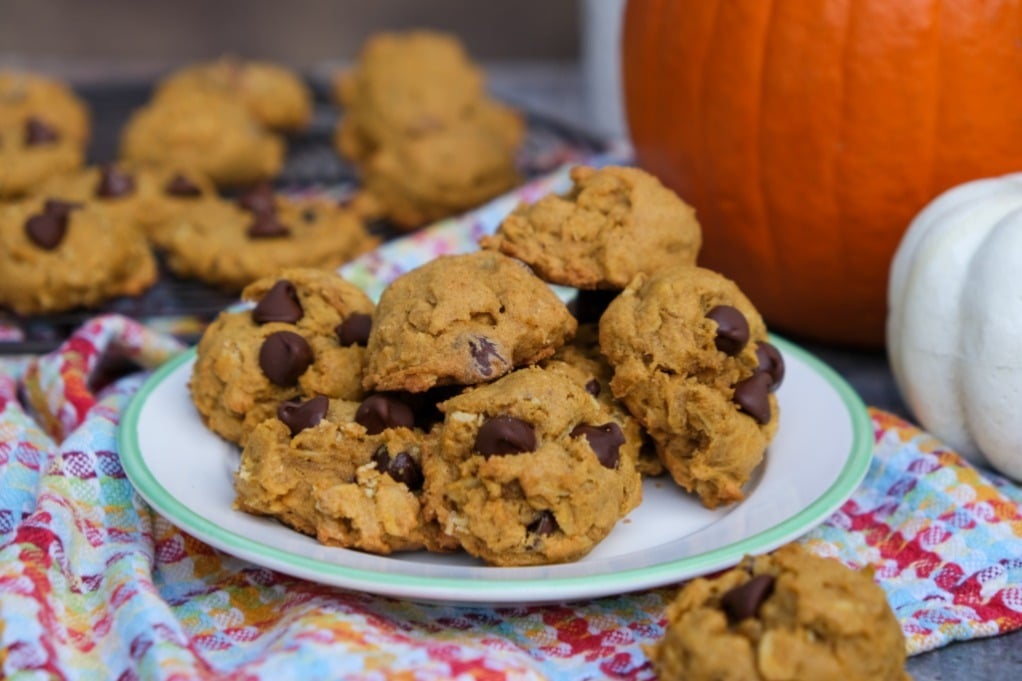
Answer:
[6, 56, 1016, 679]
[495, 63, 1020, 681]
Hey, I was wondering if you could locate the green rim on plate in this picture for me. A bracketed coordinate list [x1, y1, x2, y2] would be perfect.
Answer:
[118, 333, 873, 600]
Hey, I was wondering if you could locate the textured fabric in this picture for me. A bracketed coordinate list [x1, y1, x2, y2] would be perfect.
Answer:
[3, 168, 1022, 679]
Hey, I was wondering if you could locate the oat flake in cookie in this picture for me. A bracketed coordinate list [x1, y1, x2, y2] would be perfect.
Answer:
[189, 268, 375, 445]
[363, 250, 577, 392]
[422, 366, 642, 566]
[599, 265, 784, 509]
[234, 395, 457, 555]
[648, 543, 910, 681]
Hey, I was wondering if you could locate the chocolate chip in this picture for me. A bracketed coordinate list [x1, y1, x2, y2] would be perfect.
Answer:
[165, 173, 203, 198]
[355, 394, 415, 435]
[301, 207, 318, 223]
[372, 446, 423, 490]
[570, 289, 619, 324]
[252, 280, 303, 324]
[721, 574, 775, 624]
[258, 331, 313, 386]
[277, 395, 328, 436]
[43, 199, 82, 217]
[733, 372, 773, 424]
[707, 305, 750, 355]
[571, 422, 625, 469]
[336, 312, 372, 347]
[584, 379, 601, 397]
[247, 212, 291, 238]
[25, 211, 67, 250]
[95, 164, 136, 198]
[755, 342, 785, 392]
[237, 182, 276, 214]
[468, 337, 504, 378]
[24, 117, 60, 145]
[527, 510, 557, 536]
[475, 416, 537, 457]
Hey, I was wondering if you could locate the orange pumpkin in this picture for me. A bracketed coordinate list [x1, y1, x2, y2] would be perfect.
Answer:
[622, 0, 1022, 348]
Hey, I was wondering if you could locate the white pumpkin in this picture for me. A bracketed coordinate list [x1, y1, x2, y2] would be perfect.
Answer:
[888, 172, 1022, 480]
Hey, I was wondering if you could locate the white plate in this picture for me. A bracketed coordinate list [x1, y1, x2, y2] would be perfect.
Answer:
[119, 336, 872, 606]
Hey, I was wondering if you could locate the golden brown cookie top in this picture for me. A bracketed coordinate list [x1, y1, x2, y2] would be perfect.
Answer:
[235, 395, 457, 555]
[481, 165, 702, 289]
[359, 122, 523, 229]
[335, 30, 486, 139]
[599, 266, 783, 507]
[0, 197, 156, 315]
[649, 544, 910, 681]
[119, 89, 284, 187]
[0, 70, 90, 145]
[0, 124, 85, 199]
[160, 193, 377, 291]
[363, 250, 577, 392]
[156, 57, 313, 132]
[423, 365, 642, 566]
[189, 268, 375, 445]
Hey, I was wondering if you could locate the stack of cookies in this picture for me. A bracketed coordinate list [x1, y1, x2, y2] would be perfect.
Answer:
[120, 57, 313, 187]
[193, 164, 787, 567]
[333, 30, 526, 230]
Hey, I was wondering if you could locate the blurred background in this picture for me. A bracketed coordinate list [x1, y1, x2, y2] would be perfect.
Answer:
[0, 0, 627, 138]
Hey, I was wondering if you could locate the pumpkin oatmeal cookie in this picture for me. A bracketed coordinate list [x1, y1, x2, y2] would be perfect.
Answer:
[155, 57, 313, 132]
[189, 268, 375, 445]
[363, 250, 577, 393]
[0, 197, 155, 314]
[423, 366, 642, 566]
[160, 186, 376, 290]
[119, 89, 284, 187]
[334, 29, 524, 229]
[599, 265, 784, 508]
[35, 162, 215, 245]
[0, 122, 85, 199]
[481, 164, 702, 290]
[0, 70, 90, 145]
[235, 393, 457, 555]
[648, 543, 910, 681]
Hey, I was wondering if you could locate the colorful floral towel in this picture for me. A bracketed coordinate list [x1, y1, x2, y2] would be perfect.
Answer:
[3, 166, 1022, 679]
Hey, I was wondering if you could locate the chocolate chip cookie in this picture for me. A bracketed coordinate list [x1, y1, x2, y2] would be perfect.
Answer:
[119, 89, 284, 187]
[363, 250, 577, 392]
[356, 123, 523, 229]
[155, 57, 313, 132]
[0, 122, 85, 198]
[423, 366, 642, 566]
[189, 268, 375, 445]
[235, 394, 457, 555]
[0, 197, 156, 315]
[480, 165, 702, 290]
[160, 187, 376, 291]
[599, 265, 784, 508]
[648, 543, 910, 681]
[0, 70, 90, 145]
[35, 162, 215, 245]
[542, 323, 661, 476]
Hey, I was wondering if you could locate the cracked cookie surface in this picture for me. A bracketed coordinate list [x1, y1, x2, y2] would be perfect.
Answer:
[423, 366, 642, 566]
[599, 266, 783, 508]
[235, 395, 457, 555]
[648, 543, 910, 681]
[481, 165, 702, 289]
[363, 250, 576, 392]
